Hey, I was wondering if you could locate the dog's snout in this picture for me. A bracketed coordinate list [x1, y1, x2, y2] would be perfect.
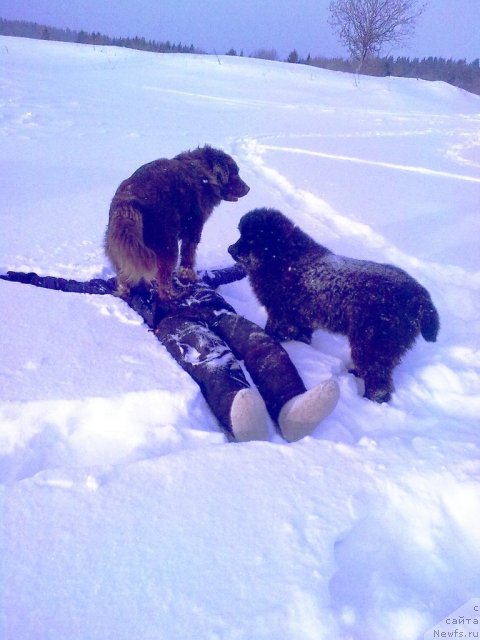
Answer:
[234, 179, 249, 197]
[228, 243, 238, 259]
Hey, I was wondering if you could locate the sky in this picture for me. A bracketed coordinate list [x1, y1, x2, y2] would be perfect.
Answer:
[1, 0, 479, 61]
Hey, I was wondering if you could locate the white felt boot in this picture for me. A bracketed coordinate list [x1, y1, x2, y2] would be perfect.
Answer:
[278, 377, 340, 442]
[230, 388, 269, 442]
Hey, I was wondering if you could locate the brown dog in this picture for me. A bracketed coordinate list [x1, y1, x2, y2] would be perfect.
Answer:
[105, 145, 250, 298]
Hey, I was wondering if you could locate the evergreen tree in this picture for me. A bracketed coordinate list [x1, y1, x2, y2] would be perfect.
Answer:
[287, 49, 299, 63]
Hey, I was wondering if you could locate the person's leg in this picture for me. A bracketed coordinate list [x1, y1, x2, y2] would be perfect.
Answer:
[214, 313, 305, 420]
[213, 313, 339, 441]
[155, 316, 267, 441]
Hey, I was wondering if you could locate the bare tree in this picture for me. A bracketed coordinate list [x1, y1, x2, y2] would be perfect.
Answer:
[328, 0, 426, 70]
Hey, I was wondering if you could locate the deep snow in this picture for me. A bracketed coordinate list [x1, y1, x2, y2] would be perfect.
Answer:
[1, 36, 480, 640]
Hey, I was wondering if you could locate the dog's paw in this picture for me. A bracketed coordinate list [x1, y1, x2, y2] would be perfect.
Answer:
[364, 388, 391, 403]
[155, 281, 178, 301]
[113, 284, 132, 299]
[178, 267, 198, 283]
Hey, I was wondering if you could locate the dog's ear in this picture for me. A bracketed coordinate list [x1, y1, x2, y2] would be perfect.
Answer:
[262, 209, 296, 240]
[278, 215, 296, 239]
[212, 161, 229, 186]
[201, 147, 229, 184]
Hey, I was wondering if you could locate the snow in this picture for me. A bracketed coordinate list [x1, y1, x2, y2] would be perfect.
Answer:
[1, 36, 480, 639]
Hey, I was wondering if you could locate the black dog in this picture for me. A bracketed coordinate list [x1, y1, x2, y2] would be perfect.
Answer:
[105, 145, 249, 299]
[228, 208, 440, 402]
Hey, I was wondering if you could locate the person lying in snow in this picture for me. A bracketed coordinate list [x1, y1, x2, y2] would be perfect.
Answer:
[0, 265, 339, 442]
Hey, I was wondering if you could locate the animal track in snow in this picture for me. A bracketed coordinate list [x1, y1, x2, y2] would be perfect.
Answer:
[258, 142, 480, 184]
[234, 134, 480, 284]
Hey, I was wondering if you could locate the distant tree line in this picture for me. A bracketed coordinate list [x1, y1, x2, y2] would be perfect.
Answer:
[0, 18, 201, 54]
[298, 53, 480, 95]
[239, 46, 480, 96]
[1, 18, 479, 95]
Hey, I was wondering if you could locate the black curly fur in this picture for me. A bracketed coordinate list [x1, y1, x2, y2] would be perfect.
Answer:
[229, 208, 440, 402]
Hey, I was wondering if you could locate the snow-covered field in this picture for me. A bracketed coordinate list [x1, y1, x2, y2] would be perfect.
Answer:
[1, 36, 479, 640]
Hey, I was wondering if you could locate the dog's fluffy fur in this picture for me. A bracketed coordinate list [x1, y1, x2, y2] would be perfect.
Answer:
[228, 208, 440, 402]
[105, 145, 249, 298]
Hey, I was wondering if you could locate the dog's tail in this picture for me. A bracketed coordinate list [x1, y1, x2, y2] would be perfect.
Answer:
[419, 297, 440, 342]
[105, 201, 157, 281]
